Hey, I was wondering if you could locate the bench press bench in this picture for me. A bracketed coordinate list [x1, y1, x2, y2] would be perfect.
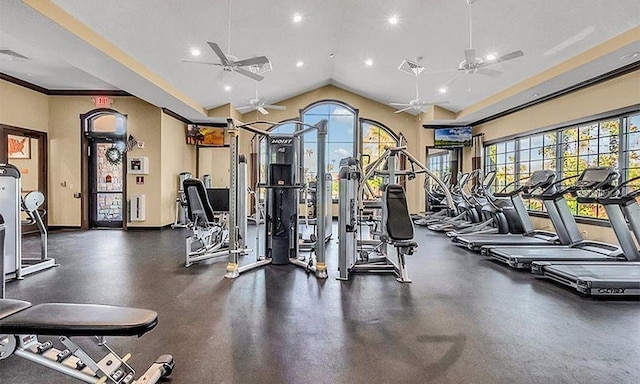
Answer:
[0, 216, 174, 384]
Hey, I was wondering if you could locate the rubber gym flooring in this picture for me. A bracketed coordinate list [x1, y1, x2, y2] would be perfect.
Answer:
[1, 225, 638, 383]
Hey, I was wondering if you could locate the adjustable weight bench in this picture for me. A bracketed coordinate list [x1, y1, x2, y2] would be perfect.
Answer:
[384, 184, 418, 283]
[0, 214, 174, 384]
[0, 300, 173, 383]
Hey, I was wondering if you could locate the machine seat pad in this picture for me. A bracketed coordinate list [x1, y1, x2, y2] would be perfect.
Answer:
[393, 240, 418, 248]
[0, 299, 32, 320]
[0, 303, 158, 337]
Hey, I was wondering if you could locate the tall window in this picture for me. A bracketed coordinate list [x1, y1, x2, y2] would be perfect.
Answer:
[361, 119, 399, 196]
[484, 111, 640, 219]
[485, 140, 516, 192]
[427, 151, 451, 180]
[302, 102, 356, 198]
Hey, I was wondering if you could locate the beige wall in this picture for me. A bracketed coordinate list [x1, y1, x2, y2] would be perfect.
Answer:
[160, 112, 196, 225]
[235, 84, 426, 212]
[198, 147, 231, 187]
[470, 70, 640, 243]
[48, 96, 163, 226]
[0, 80, 49, 132]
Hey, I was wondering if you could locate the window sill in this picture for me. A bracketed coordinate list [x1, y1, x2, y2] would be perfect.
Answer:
[527, 211, 612, 228]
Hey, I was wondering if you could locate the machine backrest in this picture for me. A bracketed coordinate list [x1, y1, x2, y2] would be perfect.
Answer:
[206, 188, 230, 212]
[384, 184, 414, 241]
[183, 179, 215, 224]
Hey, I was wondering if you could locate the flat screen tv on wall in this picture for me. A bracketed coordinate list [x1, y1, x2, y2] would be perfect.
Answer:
[185, 124, 226, 146]
[434, 127, 472, 148]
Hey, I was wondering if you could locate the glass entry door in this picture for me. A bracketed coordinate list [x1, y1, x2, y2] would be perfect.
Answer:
[89, 139, 124, 228]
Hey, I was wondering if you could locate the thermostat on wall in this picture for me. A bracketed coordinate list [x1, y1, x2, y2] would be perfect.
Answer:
[128, 156, 149, 174]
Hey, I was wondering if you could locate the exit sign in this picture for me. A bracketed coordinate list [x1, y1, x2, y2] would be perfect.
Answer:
[94, 96, 111, 107]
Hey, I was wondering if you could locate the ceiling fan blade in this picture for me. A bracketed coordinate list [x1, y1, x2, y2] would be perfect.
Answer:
[478, 50, 525, 68]
[236, 105, 254, 111]
[477, 68, 502, 77]
[207, 42, 231, 66]
[394, 106, 415, 114]
[495, 50, 524, 63]
[257, 106, 269, 115]
[416, 100, 450, 106]
[264, 105, 287, 111]
[181, 59, 223, 66]
[389, 102, 411, 107]
[464, 48, 476, 66]
[234, 67, 264, 81]
[234, 56, 270, 67]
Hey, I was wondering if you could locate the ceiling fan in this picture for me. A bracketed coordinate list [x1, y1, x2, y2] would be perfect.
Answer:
[455, 0, 524, 77]
[181, 0, 270, 81]
[236, 84, 286, 115]
[390, 66, 448, 114]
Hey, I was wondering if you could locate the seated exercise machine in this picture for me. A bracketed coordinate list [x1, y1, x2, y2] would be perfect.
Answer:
[223, 118, 329, 279]
[337, 146, 452, 282]
[0, 215, 175, 383]
[1, 164, 56, 281]
[182, 157, 248, 267]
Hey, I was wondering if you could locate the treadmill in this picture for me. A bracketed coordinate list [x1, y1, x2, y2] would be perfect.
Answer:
[486, 167, 623, 268]
[531, 175, 640, 296]
[452, 170, 561, 251]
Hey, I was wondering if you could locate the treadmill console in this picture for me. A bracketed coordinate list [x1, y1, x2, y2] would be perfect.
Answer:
[575, 167, 617, 190]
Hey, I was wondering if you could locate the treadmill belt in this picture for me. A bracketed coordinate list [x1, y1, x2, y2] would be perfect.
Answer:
[545, 264, 640, 280]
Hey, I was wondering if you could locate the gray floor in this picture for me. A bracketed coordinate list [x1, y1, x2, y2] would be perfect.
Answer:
[1, 224, 638, 384]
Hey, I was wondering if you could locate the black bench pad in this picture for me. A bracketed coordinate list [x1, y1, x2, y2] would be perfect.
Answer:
[0, 303, 158, 337]
[0, 299, 32, 320]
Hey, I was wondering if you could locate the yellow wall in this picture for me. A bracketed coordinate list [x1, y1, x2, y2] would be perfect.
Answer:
[471, 70, 640, 243]
[236, 84, 426, 212]
[160, 112, 196, 225]
[0, 80, 49, 132]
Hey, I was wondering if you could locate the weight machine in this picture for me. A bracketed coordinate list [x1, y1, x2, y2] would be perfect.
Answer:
[299, 174, 333, 251]
[171, 172, 192, 229]
[1, 164, 55, 281]
[182, 157, 248, 267]
[337, 147, 453, 282]
[224, 118, 329, 279]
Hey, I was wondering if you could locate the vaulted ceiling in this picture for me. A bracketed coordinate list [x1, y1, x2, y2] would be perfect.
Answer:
[1, 0, 638, 124]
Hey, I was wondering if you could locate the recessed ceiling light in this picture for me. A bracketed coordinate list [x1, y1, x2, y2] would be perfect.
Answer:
[292, 13, 302, 23]
[224, 85, 232, 91]
[365, 58, 373, 67]
[486, 53, 496, 61]
[296, 61, 304, 67]
[388, 15, 398, 25]
[329, 53, 334, 58]
[439, 87, 447, 94]
[190, 48, 201, 57]
[531, 93, 540, 98]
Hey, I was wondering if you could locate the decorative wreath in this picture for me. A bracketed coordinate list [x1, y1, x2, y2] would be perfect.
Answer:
[105, 147, 123, 165]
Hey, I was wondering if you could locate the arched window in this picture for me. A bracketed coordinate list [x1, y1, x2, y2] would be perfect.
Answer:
[360, 119, 400, 196]
[301, 101, 357, 198]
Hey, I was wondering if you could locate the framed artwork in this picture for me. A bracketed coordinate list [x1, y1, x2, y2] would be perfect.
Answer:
[8, 134, 30, 159]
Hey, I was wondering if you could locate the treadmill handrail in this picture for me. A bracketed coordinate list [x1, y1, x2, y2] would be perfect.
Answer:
[602, 175, 640, 197]
[533, 174, 581, 199]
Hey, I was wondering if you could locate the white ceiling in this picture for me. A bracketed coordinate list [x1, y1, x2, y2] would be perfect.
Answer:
[0, 0, 638, 123]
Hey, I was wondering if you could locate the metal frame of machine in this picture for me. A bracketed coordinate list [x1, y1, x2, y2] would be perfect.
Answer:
[337, 146, 453, 282]
[224, 118, 329, 279]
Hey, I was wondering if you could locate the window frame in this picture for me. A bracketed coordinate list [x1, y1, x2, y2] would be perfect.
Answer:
[484, 109, 640, 223]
